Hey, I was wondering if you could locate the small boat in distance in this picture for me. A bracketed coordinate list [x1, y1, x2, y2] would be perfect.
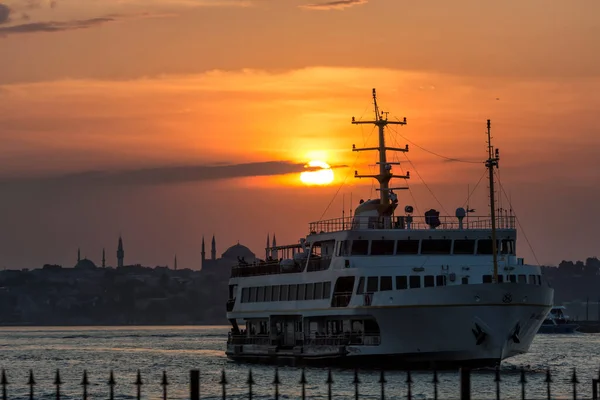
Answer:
[538, 306, 579, 334]
[225, 89, 554, 369]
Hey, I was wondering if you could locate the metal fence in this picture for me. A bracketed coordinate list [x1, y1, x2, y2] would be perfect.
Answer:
[1, 366, 599, 400]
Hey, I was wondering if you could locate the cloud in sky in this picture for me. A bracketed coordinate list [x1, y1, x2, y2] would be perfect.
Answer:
[300, 0, 367, 11]
[0, 3, 10, 23]
[0, 161, 315, 189]
[0, 11, 173, 36]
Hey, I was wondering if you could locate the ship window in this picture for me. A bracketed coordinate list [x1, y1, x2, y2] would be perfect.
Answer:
[461, 277, 469, 284]
[351, 240, 369, 255]
[436, 275, 446, 286]
[509, 275, 516, 283]
[396, 276, 408, 289]
[289, 284, 297, 300]
[371, 240, 395, 255]
[424, 275, 434, 287]
[453, 239, 476, 254]
[537, 275, 542, 285]
[280, 285, 288, 301]
[249, 287, 257, 302]
[421, 240, 452, 255]
[306, 283, 314, 300]
[367, 277, 379, 292]
[339, 241, 352, 256]
[323, 282, 332, 298]
[528, 275, 536, 284]
[356, 277, 365, 294]
[397, 240, 419, 254]
[265, 286, 272, 302]
[501, 239, 515, 255]
[409, 276, 420, 288]
[298, 284, 306, 300]
[314, 282, 323, 299]
[380, 276, 393, 291]
[518, 274, 526, 283]
[257, 286, 265, 302]
[242, 288, 249, 303]
[483, 275, 493, 283]
[476, 239, 499, 255]
[272, 285, 280, 301]
[498, 275, 504, 283]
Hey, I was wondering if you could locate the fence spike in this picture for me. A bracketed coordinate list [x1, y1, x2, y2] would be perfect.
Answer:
[161, 371, 168, 400]
[1, 369, 7, 400]
[571, 368, 578, 400]
[81, 370, 89, 385]
[520, 368, 526, 400]
[135, 370, 143, 400]
[379, 370, 386, 400]
[353, 369, 360, 400]
[220, 369, 227, 400]
[190, 370, 200, 400]
[495, 365, 501, 400]
[432, 370, 438, 400]
[27, 370, 35, 400]
[326, 369, 333, 400]
[247, 369, 254, 400]
[406, 370, 413, 400]
[545, 368, 552, 400]
[81, 370, 89, 400]
[300, 368, 307, 400]
[108, 370, 115, 400]
[273, 368, 280, 400]
[54, 369, 62, 400]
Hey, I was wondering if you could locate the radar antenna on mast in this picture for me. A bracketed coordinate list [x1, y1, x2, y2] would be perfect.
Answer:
[351, 89, 410, 216]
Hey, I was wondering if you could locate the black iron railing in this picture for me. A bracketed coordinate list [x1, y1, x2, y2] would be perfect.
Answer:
[1, 366, 599, 400]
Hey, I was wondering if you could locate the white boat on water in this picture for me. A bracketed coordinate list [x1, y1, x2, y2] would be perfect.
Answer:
[538, 306, 579, 334]
[225, 89, 554, 369]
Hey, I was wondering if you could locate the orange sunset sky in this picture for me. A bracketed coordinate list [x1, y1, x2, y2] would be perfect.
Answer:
[1, 0, 599, 269]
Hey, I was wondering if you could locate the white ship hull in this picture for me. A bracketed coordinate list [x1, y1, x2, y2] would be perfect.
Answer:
[226, 283, 553, 368]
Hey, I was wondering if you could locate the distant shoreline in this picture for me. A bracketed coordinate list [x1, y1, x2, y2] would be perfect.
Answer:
[0, 322, 229, 328]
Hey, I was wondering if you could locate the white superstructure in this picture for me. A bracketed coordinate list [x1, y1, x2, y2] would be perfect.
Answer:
[225, 89, 554, 368]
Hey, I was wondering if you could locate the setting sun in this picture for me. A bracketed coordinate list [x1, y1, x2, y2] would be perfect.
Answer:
[300, 160, 335, 186]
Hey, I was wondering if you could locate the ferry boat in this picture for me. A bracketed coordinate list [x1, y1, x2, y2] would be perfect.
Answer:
[225, 89, 554, 369]
[538, 306, 579, 333]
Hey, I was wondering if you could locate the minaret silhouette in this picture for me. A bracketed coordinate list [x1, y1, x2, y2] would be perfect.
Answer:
[174, 255, 178, 270]
[117, 236, 124, 268]
[272, 233, 278, 260]
[211, 235, 216, 260]
[201, 236, 206, 268]
[77, 247, 81, 263]
[102, 248, 106, 268]
[266, 233, 270, 259]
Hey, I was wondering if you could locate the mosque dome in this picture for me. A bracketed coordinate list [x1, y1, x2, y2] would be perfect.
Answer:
[221, 243, 255, 261]
[75, 258, 97, 269]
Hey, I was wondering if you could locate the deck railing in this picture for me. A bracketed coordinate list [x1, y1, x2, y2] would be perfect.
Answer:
[309, 215, 516, 234]
[1, 366, 598, 400]
[230, 260, 302, 278]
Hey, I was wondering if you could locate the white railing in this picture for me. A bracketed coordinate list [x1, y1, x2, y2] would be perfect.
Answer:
[308, 215, 515, 234]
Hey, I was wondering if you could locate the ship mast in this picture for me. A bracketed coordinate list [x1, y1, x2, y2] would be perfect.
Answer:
[485, 119, 500, 283]
[351, 89, 410, 213]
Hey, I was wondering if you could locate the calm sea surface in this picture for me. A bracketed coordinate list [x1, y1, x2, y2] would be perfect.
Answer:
[0, 326, 598, 399]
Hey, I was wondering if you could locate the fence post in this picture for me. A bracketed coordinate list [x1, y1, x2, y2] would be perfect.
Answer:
[460, 368, 471, 400]
[190, 370, 200, 400]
